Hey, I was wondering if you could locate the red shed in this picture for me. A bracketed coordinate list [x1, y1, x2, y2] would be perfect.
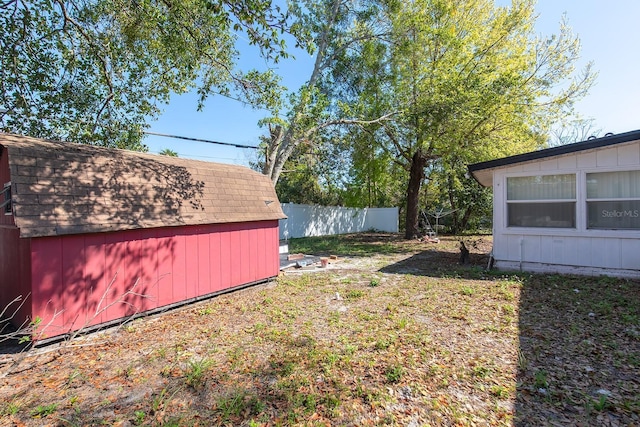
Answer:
[0, 133, 285, 341]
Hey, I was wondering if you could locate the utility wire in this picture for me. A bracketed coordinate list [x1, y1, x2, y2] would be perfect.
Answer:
[144, 131, 259, 149]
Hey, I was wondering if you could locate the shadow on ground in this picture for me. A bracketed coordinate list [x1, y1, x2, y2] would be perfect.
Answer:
[377, 237, 640, 425]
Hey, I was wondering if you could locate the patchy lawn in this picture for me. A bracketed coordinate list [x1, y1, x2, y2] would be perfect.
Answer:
[0, 233, 638, 426]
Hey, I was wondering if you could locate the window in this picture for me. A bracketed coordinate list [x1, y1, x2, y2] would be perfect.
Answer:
[506, 174, 576, 228]
[2, 182, 10, 215]
[587, 170, 640, 229]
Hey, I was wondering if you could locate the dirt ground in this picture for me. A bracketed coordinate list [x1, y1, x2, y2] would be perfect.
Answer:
[0, 234, 638, 426]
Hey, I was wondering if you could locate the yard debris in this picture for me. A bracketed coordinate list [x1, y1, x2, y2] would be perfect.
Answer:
[1, 234, 637, 426]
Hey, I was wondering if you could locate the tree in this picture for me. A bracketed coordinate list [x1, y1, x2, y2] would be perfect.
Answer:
[0, 0, 298, 149]
[335, 0, 594, 237]
[260, 0, 395, 186]
[548, 117, 602, 147]
[159, 148, 178, 157]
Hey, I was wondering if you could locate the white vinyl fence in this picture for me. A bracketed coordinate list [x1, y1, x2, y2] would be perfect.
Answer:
[279, 203, 399, 240]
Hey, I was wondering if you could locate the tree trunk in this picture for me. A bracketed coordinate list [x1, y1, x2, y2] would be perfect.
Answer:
[458, 206, 474, 232]
[404, 150, 428, 239]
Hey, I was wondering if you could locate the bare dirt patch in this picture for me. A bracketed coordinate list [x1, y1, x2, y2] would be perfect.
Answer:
[0, 233, 638, 426]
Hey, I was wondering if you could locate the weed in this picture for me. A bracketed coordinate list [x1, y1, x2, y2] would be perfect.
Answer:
[152, 387, 179, 413]
[460, 286, 475, 296]
[593, 395, 611, 411]
[184, 358, 213, 388]
[356, 310, 377, 321]
[517, 349, 528, 370]
[300, 393, 317, 412]
[490, 385, 509, 398]
[30, 403, 57, 418]
[621, 312, 639, 325]
[533, 370, 549, 389]
[472, 365, 491, 378]
[385, 365, 403, 383]
[328, 311, 341, 325]
[369, 278, 380, 287]
[374, 335, 396, 350]
[595, 301, 613, 316]
[345, 289, 365, 300]
[501, 304, 515, 316]
[2, 402, 20, 416]
[344, 343, 358, 355]
[66, 369, 87, 386]
[198, 306, 214, 316]
[216, 389, 263, 422]
[270, 359, 296, 376]
[397, 317, 409, 329]
[321, 394, 341, 410]
[626, 352, 640, 367]
[133, 410, 146, 425]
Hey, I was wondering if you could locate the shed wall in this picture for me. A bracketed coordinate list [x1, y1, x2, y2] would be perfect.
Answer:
[0, 150, 31, 327]
[29, 220, 279, 338]
[491, 141, 640, 277]
[0, 228, 32, 327]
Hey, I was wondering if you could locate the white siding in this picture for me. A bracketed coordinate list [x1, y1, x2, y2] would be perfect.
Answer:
[491, 140, 640, 278]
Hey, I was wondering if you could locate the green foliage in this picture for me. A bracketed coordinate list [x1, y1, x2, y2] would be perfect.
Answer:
[159, 148, 178, 157]
[384, 364, 403, 383]
[133, 410, 146, 425]
[184, 358, 213, 388]
[324, 0, 594, 233]
[30, 403, 57, 418]
[0, 0, 301, 149]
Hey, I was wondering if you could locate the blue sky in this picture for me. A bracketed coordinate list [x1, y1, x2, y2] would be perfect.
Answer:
[144, 1, 640, 165]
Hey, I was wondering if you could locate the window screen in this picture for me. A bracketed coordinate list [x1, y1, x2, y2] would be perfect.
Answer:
[506, 174, 576, 228]
[587, 171, 640, 229]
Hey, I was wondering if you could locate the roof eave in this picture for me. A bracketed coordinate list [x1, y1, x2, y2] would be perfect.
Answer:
[468, 129, 640, 183]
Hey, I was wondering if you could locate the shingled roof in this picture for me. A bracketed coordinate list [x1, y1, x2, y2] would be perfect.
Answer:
[0, 133, 286, 238]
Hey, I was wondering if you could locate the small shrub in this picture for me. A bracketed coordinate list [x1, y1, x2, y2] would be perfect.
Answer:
[184, 358, 213, 388]
[133, 410, 146, 425]
[30, 403, 57, 418]
[385, 365, 403, 383]
[460, 286, 475, 296]
[534, 370, 548, 389]
[345, 289, 365, 300]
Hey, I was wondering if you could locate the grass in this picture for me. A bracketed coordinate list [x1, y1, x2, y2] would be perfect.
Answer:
[1, 233, 638, 426]
[287, 233, 415, 257]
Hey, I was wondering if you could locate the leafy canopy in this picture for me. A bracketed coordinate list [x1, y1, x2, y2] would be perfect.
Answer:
[0, 0, 305, 149]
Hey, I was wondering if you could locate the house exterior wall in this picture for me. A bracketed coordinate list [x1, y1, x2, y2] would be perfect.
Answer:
[27, 220, 279, 339]
[491, 140, 640, 278]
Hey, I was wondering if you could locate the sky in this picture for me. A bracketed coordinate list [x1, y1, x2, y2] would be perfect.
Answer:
[143, 1, 640, 165]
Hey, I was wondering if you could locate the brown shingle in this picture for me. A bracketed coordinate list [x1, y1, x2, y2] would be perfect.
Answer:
[1, 133, 286, 238]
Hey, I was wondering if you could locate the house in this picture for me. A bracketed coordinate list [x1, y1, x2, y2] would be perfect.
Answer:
[0, 133, 286, 341]
[468, 129, 640, 278]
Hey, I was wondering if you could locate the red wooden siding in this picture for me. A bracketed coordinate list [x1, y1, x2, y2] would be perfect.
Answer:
[0, 147, 30, 326]
[28, 220, 279, 339]
[0, 227, 31, 328]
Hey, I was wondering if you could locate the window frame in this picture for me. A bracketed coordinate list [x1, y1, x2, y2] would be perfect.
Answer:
[505, 173, 577, 229]
[585, 170, 640, 230]
[2, 181, 11, 215]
